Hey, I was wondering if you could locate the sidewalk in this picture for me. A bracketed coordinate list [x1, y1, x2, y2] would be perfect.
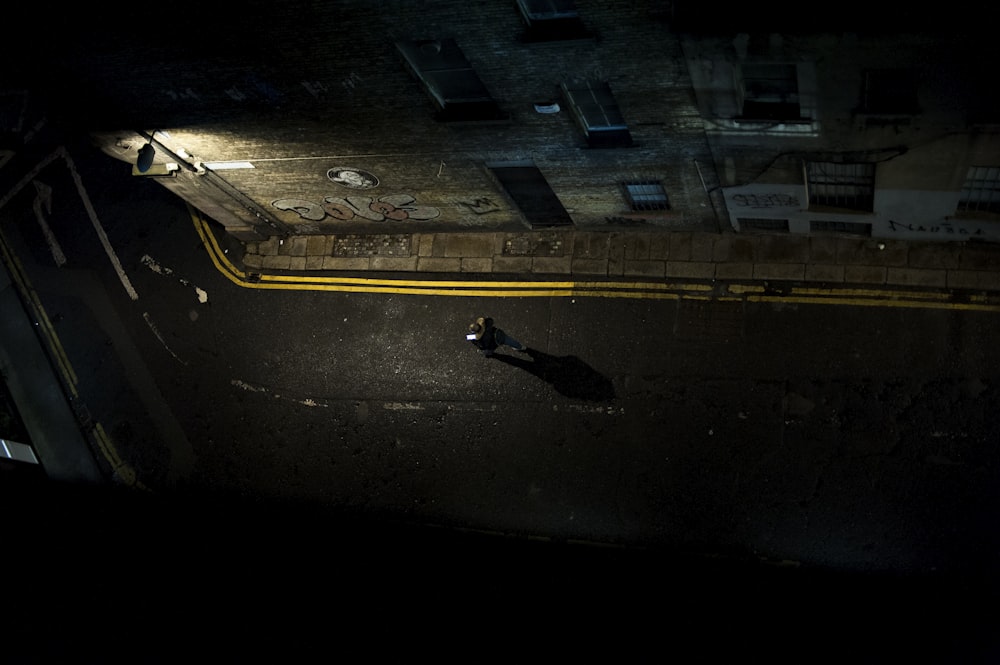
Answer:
[241, 229, 1000, 293]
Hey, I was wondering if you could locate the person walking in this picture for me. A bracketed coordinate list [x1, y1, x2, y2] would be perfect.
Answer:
[467, 316, 527, 357]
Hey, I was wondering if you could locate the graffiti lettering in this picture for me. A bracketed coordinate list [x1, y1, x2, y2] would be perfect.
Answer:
[732, 193, 800, 209]
[457, 197, 501, 215]
[323, 195, 389, 221]
[273, 194, 440, 223]
[164, 88, 201, 102]
[888, 220, 984, 235]
[272, 198, 325, 221]
[342, 72, 363, 91]
[301, 80, 329, 98]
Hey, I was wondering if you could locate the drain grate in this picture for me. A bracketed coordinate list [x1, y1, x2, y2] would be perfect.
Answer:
[502, 232, 566, 256]
[333, 234, 412, 257]
[674, 298, 744, 343]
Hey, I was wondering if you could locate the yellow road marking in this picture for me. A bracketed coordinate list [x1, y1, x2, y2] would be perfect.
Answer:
[0, 226, 80, 394]
[93, 423, 147, 491]
[0, 226, 143, 480]
[192, 209, 709, 297]
[745, 294, 1000, 312]
[728, 282, 964, 301]
[191, 208, 1000, 312]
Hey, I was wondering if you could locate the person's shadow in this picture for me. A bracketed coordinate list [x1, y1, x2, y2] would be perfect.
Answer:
[491, 349, 616, 402]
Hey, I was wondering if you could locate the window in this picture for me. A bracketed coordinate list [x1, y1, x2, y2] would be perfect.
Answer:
[810, 220, 872, 236]
[806, 162, 875, 212]
[488, 163, 573, 228]
[561, 81, 632, 148]
[516, 0, 588, 41]
[738, 218, 789, 233]
[739, 64, 800, 120]
[396, 39, 505, 121]
[860, 69, 918, 114]
[958, 166, 1000, 214]
[623, 181, 669, 211]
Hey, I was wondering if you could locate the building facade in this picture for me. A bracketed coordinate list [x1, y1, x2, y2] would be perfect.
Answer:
[31, 0, 995, 244]
[85, 0, 721, 241]
[682, 26, 1000, 243]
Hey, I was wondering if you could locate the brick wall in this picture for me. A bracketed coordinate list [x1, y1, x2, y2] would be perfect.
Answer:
[84, 1, 721, 237]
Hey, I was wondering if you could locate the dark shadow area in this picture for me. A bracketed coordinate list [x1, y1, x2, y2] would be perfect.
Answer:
[2, 476, 998, 661]
[492, 348, 616, 401]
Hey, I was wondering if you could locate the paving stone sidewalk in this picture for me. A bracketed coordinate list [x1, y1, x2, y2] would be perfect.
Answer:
[241, 230, 1000, 292]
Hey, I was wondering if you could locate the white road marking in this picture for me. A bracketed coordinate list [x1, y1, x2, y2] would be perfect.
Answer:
[142, 312, 186, 365]
[31, 180, 66, 267]
[141, 254, 173, 276]
[141, 254, 210, 304]
[231, 378, 328, 408]
[0, 147, 63, 211]
[556, 404, 624, 415]
[383, 402, 425, 411]
[63, 151, 139, 300]
[231, 379, 266, 393]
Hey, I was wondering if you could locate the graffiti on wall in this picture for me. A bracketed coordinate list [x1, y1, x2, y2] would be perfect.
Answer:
[731, 193, 800, 209]
[340, 72, 364, 92]
[456, 197, 502, 215]
[301, 81, 328, 98]
[164, 88, 201, 102]
[273, 165, 442, 223]
[887, 219, 987, 236]
[272, 194, 440, 223]
[328, 167, 379, 189]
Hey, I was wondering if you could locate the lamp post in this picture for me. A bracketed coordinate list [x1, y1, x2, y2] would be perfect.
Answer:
[136, 141, 156, 173]
[135, 130, 198, 174]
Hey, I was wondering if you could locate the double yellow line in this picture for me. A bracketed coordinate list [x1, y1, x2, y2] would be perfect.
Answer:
[0, 227, 79, 397]
[729, 283, 1000, 312]
[0, 226, 145, 488]
[192, 208, 714, 299]
[192, 208, 1000, 312]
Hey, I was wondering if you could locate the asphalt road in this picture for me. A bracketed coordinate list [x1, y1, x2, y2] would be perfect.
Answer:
[3, 142, 999, 661]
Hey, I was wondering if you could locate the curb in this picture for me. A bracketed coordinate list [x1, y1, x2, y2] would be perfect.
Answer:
[237, 228, 1000, 294]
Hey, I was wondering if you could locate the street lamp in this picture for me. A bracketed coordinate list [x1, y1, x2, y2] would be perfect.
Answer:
[131, 129, 294, 237]
[133, 130, 194, 175]
[136, 130, 159, 173]
[136, 142, 156, 173]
